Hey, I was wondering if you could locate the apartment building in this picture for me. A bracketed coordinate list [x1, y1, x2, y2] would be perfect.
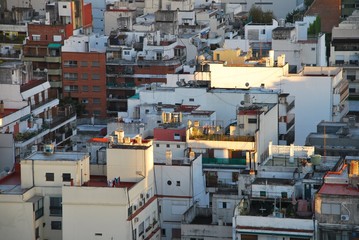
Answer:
[315, 158, 359, 239]
[155, 153, 209, 240]
[61, 34, 108, 118]
[0, 150, 89, 240]
[62, 135, 160, 240]
[106, 31, 185, 115]
[329, 10, 359, 117]
[22, 0, 93, 98]
[0, 61, 76, 161]
[272, 21, 327, 73]
[0, 24, 26, 62]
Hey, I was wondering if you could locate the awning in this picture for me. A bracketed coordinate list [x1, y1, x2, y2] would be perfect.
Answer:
[48, 43, 62, 49]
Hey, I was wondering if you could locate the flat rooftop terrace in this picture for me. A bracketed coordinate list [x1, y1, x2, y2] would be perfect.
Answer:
[25, 151, 88, 161]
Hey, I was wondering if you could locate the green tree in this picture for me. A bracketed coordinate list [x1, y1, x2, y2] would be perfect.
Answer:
[308, 16, 321, 36]
[248, 6, 275, 24]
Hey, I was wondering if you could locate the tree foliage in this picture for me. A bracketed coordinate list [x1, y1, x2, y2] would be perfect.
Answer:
[308, 16, 321, 35]
[248, 6, 275, 24]
[285, 9, 303, 23]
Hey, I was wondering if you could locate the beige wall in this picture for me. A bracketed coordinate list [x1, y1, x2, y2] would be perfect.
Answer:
[0, 194, 35, 240]
[21, 157, 90, 188]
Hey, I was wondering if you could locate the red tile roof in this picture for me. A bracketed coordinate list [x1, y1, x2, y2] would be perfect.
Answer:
[20, 79, 47, 92]
[318, 183, 359, 196]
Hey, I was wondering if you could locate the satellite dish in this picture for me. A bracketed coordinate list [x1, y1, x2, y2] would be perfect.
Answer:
[245, 82, 249, 87]
[240, 101, 245, 105]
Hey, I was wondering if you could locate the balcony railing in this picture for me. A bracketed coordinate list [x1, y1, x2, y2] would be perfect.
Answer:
[14, 127, 49, 142]
[287, 100, 295, 112]
[202, 157, 246, 165]
[49, 112, 76, 129]
[189, 134, 255, 142]
[31, 98, 57, 110]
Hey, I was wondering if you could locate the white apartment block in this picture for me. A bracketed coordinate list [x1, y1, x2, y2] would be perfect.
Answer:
[202, 63, 346, 144]
[272, 23, 327, 73]
[329, 10, 359, 116]
[155, 153, 209, 239]
[63, 136, 160, 240]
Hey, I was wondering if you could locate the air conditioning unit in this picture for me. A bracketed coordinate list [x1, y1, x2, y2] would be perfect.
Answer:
[134, 217, 139, 223]
[341, 215, 349, 221]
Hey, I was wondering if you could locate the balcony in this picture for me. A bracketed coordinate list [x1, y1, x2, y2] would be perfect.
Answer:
[47, 68, 62, 75]
[50, 81, 62, 88]
[22, 55, 45, 62]
[0, 51, 21, 60]
[14, 127, 50, 147]
[31, 98, 59, 115]
[49, 112, 76, 130]
[107, 82, 135, 90]
[45, 56, 61, 63]
[189, 133, 255, 142]
[203, 157, 246, 165]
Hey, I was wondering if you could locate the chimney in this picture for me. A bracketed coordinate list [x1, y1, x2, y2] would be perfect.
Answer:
[0, 100, 4, 113]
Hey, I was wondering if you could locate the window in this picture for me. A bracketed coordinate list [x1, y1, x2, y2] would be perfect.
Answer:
[156, 144, 159, 147]
[82, 86, 89, 92]
[63, 85, 78, 92]
[93, 98, 100, 104]
[81, 98, 88, 104]
[189, 98, 194, 102]
[260, 191, 266, 197]
[62, 173, 71, 182]
[218, 201, 230, 209]
[156, 52, 162, 60]
[93, 86, 101, 92]
[166, 144, 170, 148]
[32, 34, 40, 41]
[80, 61, 88, 67]
[92, 61, 100, 67]
[128, 206, 133, 217]
[138, 222, 144, 236]
[177, 145, 180, 148]
[35, 227, 40, 239]
[311, 47, 316, 51]
[176, 181, 181, 186]
[281, 192, 288, 198]
[46, 173, 54, 181]
[93, 110, 101, 116]
[248, 118, 257, 124]
[34, 198, 44, 220]
[64, 60, 77, 67]
[82, 73, 88, 79]
[321, 203, 340, 215]
[124, 51, 130, 56]
[63, 73, 78, 80]
[50, 197, 62, 216]
[162, 229, 166, 236]
[62, 5, 67, 8]
[167, 180, 172, 185]
[92, 73, 100, 80]
[174, 133, 181, 140]
[51, 221, 62, 230]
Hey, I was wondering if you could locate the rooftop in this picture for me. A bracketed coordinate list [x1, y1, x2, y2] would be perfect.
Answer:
[0, 108, 19, 119]
[20, 79, 47, 92]
[252, 178, 295, 186]
[84, 175, 136, 189]
[318, 183, 359, 196]
[0, 165, 23, 194]
[25, 151, 88, 161]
